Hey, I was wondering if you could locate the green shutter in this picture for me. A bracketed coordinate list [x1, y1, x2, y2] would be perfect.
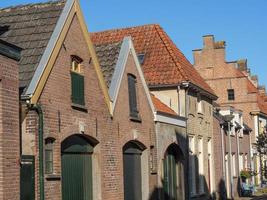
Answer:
[20, 155, 35, 200]
[128, 74, 138, 118]
[71, 72, 85, 105]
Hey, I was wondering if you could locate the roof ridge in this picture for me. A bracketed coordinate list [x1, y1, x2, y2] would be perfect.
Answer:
[91, 23, 160, 35]
[154, 25, 188, 80]
[0, 0, 66, 12]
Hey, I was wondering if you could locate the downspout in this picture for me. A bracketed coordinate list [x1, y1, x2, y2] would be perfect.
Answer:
[179, 84, 189, 200]
[236, 128, 241, 195]
[220, 124, 226, 184]
[228, 121, 233, 199]
[28, 103, 45, 200]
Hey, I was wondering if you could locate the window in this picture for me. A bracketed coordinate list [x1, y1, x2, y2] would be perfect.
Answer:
[128, 74, 139, 119]
[197, 95, 203, 114]
[232, 153, 236, 177]
[198, 137, 204, 193]
[137, 53, 145, 65]
[227, 89, 235, 101]
[71, 56, 84, 105]
[189, 136, 196, 195]
[45, 138, 55, 174]
[244, 154, 248, 169]
[239, 154, 244, 171]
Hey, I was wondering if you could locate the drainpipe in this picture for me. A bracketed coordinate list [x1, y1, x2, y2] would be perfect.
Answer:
[220, 124, 226, 184]
[228, 121, 234, 199]
[29, 104, 45, 200]
[224, 114, 234, 199]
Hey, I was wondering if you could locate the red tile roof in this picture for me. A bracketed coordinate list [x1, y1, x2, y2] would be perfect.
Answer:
[91, 24, 216, 96]
[247, 80, 258, 93]
[246, 78, 267, 114]
[150, 94, 177, 116]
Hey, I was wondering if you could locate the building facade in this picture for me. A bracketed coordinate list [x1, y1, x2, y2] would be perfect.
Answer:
[0, 40, 21, 200]
[92, 24, 217, 200]
[193, 35, 267, 187]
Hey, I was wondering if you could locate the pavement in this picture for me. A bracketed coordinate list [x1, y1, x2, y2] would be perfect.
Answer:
[236, 194, 267, 200]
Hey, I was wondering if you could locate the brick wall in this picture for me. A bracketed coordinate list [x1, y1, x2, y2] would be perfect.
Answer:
[212, 116, 225, 198]
[0, 54, 20, 199]
[22, 15, 157, 200]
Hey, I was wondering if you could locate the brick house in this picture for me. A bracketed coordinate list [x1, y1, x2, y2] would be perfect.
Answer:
[0, 1, 191, 200]
[94, 36, 188, 200]
[92, 24, 218, 200]
[193, 35, 267, 188]
[213, 106, 252, 199]
[0, 39, 21, 199]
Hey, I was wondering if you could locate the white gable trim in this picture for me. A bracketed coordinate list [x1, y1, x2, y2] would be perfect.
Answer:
[25, 0, 75, 96]
[154, 113, 186, 127]
[109, 36, 155, 115]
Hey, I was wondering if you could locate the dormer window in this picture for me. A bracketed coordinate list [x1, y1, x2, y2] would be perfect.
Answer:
[128, 74, 139, 120]
[137, 53, 145, 65]
[70, 55, 84, 106]
[227, 89, 235, 101]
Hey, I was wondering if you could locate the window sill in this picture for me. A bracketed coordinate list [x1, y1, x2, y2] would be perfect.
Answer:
[45, 174, 61, 181]
[71, 103, 88, 112]
[129, 115, 142, 123]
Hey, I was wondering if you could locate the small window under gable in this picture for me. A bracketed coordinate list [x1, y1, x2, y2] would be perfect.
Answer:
[127, 74, 140, 120]
[227, 89, 235, 101]
[70, 55, 85, 106]
[71, 55, 83, 73]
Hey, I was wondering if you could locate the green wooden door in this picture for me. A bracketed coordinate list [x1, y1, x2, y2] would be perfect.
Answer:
[61, 135, 93, 200]
[20, 155, 35, 200]
[163, 150, 178, 200]
[123, 142, 142, 200]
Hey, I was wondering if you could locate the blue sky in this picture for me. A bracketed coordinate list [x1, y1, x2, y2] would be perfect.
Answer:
[1, 0, 267, 87]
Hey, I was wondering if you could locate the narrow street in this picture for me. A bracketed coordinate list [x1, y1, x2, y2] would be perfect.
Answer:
[237, 194, 267, 200]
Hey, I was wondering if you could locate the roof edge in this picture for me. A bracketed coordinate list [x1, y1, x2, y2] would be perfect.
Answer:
[154, 112, 187, 127]
[24, 0, 74, 97]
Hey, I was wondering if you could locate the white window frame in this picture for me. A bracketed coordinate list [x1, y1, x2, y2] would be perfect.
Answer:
[197, 95, 203, 114]
[189, 136, 196, 195]
[198, 136, 204, 193]
[232, 153, 236, 177]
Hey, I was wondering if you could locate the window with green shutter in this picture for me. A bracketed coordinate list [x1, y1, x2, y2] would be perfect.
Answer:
[71, 72, 85, 105]
[128, 74, 139, 119]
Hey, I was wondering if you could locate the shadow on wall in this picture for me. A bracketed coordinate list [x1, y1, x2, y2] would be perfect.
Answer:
[218, 179, 227, 200]
[148, 153, 221, 199]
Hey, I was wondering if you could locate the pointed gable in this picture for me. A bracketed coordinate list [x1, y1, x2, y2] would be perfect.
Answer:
[91, 24, 216, 96]
[94, 37, 155, 115]
[0, 0, 66, 88]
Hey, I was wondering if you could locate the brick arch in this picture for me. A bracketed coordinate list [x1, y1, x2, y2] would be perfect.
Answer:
[122, 139, 147, 152]
[164, 143, 185, 161]
[61, 133, 99, 149]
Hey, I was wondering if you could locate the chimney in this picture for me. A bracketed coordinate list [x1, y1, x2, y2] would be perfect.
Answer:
[203, 35, 214, 48]
[258, 85, 266, 95]
[214, 41, 226, 49]
[237, 59, 247, 71]
[250, 75, 258, 88]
